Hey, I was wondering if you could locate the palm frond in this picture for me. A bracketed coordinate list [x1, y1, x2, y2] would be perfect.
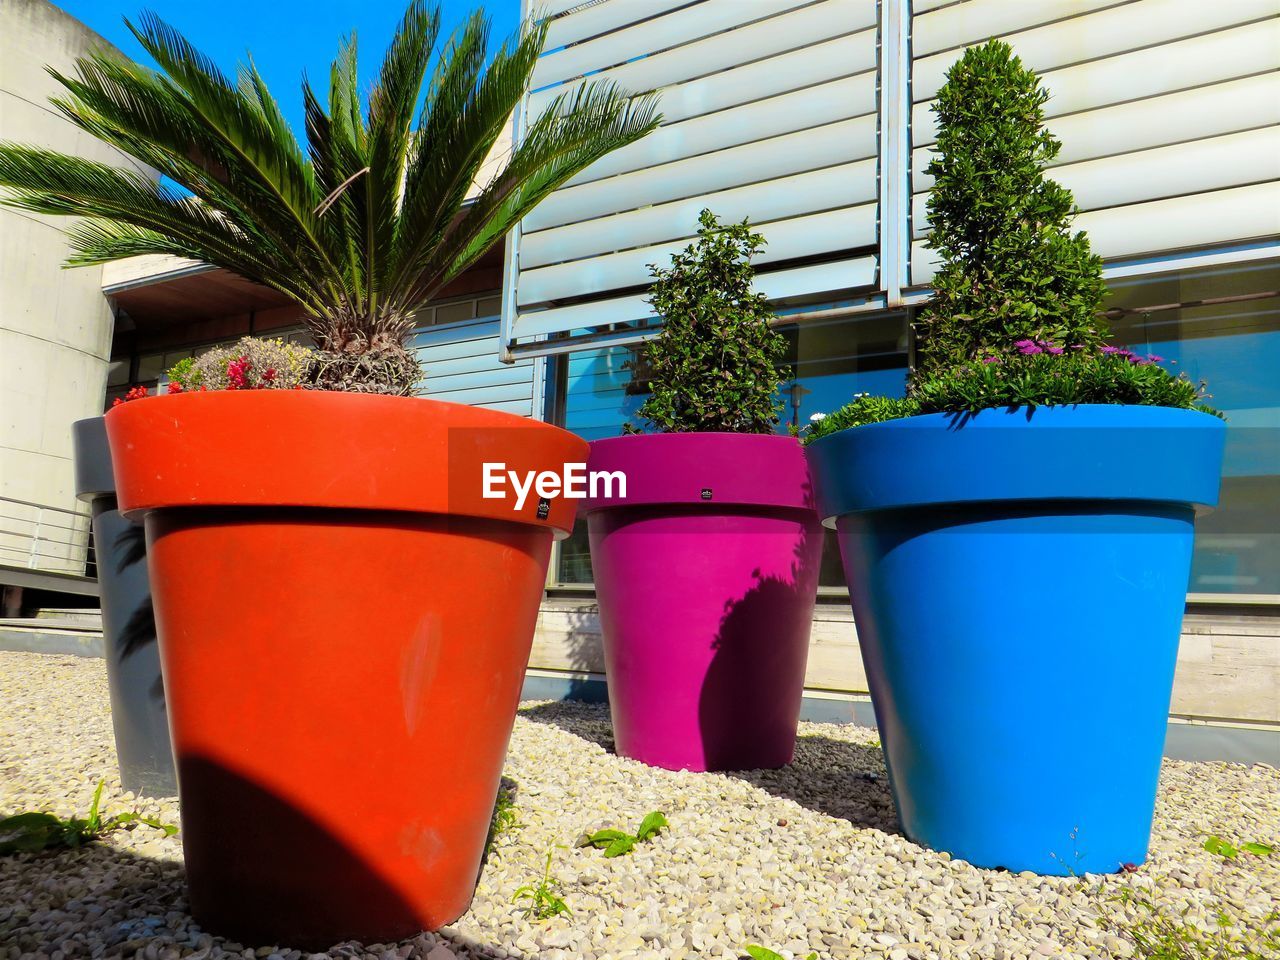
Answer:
[389, 10, 516, 296]
[46, 61, 318, 283]
[0, 1, 661, 377]
[43, 34, 341, 305]
[123, 13, 349, 297]
[365, 1, 441, 309]
[413, 80, 661, 299]
[0, 146, 284, 275]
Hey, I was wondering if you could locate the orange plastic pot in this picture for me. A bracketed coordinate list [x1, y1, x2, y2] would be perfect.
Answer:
[106, 391, 587, 949]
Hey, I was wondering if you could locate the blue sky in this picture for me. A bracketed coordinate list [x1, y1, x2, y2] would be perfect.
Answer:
[55, 1, 522, 137]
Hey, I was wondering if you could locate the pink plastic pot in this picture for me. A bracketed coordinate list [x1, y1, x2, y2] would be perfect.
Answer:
[583, 433, 823, 771]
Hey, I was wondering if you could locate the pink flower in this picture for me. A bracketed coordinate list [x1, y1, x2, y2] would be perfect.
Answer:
[226, 355, 252, 390]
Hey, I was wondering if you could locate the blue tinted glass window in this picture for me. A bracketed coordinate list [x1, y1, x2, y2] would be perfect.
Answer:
[1109, 260, 1279, 596]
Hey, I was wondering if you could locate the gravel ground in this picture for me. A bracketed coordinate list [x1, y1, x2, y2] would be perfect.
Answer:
[1, 651, 1277, 960]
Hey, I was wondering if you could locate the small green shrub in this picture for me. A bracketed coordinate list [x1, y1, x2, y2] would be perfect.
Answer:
[167, 336, 316, 391]
[579, 810, 668, 858]
[0, 780, 177, 854]
[626, 210, 788, 434]
[513, 846, 571, 920]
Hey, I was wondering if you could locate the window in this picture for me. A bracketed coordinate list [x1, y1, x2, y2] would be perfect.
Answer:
[550, 263, 1279, 600]
[106, 359, 131, 387]
[1107, 260, 1280, 598]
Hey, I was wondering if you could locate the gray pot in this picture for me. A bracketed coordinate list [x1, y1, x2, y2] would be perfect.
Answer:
[73, 416, 176, 797]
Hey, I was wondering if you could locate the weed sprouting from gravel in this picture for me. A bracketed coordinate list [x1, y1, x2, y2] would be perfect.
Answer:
[0, 779, 176, 854]
[744, 945, 818, 960]
[1106, 887, 1279, 959]
[485, 780, 522, 855]
[1203, 835, 1275, 861]
[579, 810, 668, 858]
[513, 846, 571, 920]
[1098, 835, 1279, 960]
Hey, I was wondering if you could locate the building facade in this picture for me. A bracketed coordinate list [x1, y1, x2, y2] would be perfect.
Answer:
[505, 0, 1279, 761]
[4, 0, 1276, 758]
[0, 0, 154, 593]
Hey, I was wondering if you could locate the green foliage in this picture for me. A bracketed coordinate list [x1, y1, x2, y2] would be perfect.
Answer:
[167, 356, 199, 388]
[1095, 836, 1279, 960]
[580, 810, 669, 858]
[909, 348, 1217, 419]
[744, 947, 818, 960]
[513, 846, 571, 920]
[485, 781, 521, 855]
[0, 781, 177, 855]
[0, 2, 659, 394]
[1204, 835, 1275, 861]
[802, 395, 920, 444]
[915, 40, 1105, 376]
[1106, 886, 1279, 960]
[809, 347, 1216, 441]
[168, 336, 317, 391]
[627, 210, 788, 434]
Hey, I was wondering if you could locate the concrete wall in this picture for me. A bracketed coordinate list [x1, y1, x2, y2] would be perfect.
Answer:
[0, 0, 150, 574]
[528, 599, 1280, 764]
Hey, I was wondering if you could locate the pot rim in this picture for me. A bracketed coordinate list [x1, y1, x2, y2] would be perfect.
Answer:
[105, 391, 589, 537]
[582, 430, 817, 514]
[804, 403, 1226, 524]
[72, 415, 114, 503]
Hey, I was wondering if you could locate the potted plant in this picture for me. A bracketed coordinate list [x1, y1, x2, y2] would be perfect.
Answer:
[0, 4, 657, 947]
[72, 415, 175, 798]
[802, 41, 1225, 875]
[582, 210, 823, 772]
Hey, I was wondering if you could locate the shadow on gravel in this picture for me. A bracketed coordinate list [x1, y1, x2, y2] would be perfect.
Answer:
[0, 841, 532, 960]
[518, 701, 901, 834]
[0, 842, 189, 956]
[727, 734, 902, 835]
[518, 699, 617, 752]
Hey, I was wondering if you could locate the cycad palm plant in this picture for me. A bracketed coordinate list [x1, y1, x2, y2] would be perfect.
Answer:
[0, 3, 659, 394]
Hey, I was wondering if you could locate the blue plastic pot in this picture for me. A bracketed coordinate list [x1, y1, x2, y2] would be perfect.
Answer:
[806, 405, 1225, 875]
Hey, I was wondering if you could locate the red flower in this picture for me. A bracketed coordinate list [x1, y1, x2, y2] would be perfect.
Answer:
[261, 367, 277, 382]
[226, 355, 252, 390]
[113, 385, 150, 406]
[167, 381, 184, 394]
